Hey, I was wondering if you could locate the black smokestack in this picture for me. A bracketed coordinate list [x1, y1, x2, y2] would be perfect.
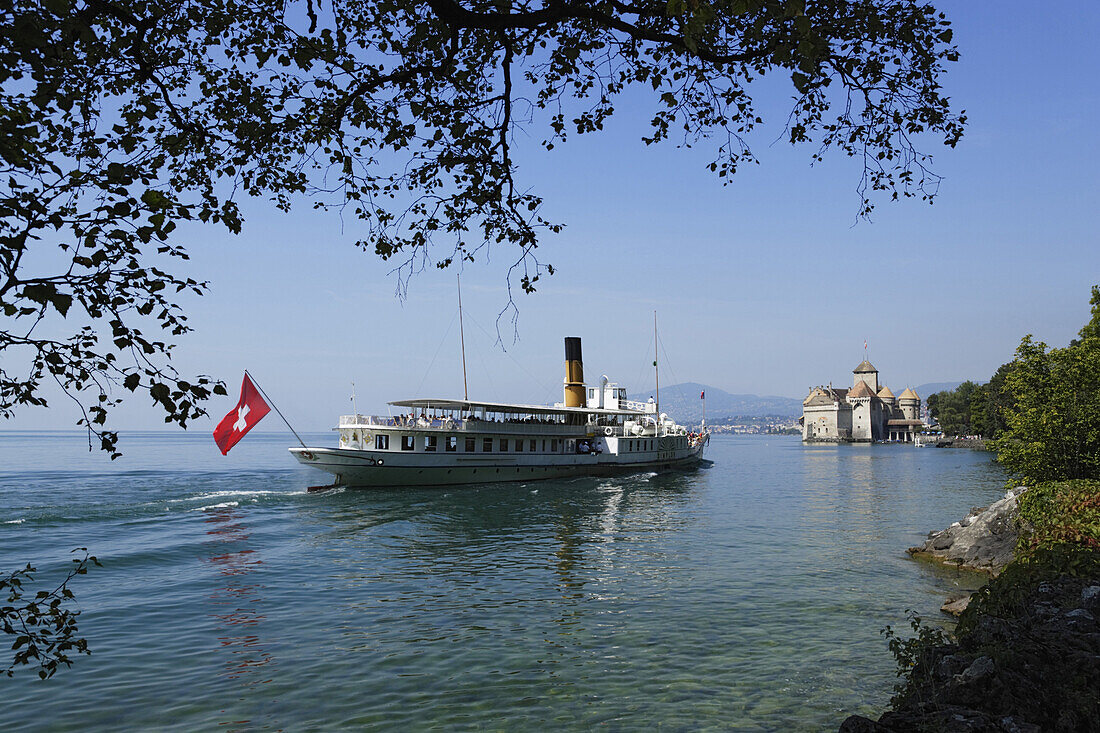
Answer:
[564, 337, 582, 362]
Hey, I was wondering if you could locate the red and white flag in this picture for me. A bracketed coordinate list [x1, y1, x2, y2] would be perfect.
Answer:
[700, 390, 705, 399]
[213, 374, 271, 455]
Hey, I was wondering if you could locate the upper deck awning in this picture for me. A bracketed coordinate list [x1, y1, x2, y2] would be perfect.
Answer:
[388, 398, 647, 417]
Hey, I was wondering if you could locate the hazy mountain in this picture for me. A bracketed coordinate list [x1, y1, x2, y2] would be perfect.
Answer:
[914, 381, 965, 398]
[628, 382, 802, 422]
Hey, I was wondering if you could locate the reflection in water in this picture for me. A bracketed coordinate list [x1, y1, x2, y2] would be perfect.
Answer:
[203, 509, 273, 688]
[304, 470, 704, 659]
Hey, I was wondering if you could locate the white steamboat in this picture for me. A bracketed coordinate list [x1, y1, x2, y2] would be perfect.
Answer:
[291, 337, 709, 488]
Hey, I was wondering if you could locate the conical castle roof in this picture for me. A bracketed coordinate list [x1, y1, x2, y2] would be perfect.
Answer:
[877, 386, 895, 399]
[898, 387, 920, 401]
[849, 381, 876, 399]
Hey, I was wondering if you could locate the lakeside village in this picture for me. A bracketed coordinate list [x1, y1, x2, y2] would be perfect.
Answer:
[706, 416, 803, 435]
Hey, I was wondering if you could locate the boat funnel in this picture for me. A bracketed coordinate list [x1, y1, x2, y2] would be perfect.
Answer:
[563, 337, 585, 407]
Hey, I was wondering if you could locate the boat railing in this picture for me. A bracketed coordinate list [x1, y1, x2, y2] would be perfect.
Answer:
[338, 415, 588, 435]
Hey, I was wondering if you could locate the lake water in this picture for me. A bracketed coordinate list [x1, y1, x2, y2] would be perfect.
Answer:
[0, 432, 1007, 731]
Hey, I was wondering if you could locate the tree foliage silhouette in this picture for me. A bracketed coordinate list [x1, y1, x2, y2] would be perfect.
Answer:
[1, 0, 965, 452]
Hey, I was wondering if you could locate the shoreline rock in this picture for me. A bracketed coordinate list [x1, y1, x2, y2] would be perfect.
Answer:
[940, 594, 971, 617]
[840, 578, 1100, 732]
[906, 486, 1027, 576]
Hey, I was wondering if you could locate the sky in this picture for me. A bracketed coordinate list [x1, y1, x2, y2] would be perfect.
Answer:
[8, 0, 1100, 434]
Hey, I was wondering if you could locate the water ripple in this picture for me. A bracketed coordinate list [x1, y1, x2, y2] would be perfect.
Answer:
[0, 432, 1005, 731]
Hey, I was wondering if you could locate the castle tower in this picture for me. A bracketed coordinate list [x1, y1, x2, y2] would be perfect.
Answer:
[853, 359, 879, 393]
[898, 388, 921, 421]
[847, 380, 877, 441]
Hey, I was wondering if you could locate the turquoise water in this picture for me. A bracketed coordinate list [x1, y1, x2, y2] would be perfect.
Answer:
[0, 432, 1005, 730]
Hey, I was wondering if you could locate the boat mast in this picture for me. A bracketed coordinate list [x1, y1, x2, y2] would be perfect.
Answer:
[654, 310, 659, 415]
[458, 273, 469, 401]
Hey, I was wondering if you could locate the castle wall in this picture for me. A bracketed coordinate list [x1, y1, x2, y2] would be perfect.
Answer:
[803, 404, 840, 441]
[851, 401, 872, 441]
[836, 407, 853, 438]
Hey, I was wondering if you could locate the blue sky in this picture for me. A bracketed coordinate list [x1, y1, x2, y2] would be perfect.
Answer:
[9, 0, 1100, 433]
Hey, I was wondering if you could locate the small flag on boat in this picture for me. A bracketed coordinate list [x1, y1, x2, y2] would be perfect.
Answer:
[700, 390, 705, 399]
[213, 374, 271, 455]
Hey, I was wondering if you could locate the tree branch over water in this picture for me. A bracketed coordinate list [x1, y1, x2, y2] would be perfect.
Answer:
[2, 550, 101, 680]
[0, 0, 964, 452]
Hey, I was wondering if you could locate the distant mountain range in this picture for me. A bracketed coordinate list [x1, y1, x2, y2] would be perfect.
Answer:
[628, 382, 803, 421]
[625, 381, 970, 423]
[914, 382, 965, 398]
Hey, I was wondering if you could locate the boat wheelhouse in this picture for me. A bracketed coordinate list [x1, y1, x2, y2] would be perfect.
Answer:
[291, 337, 709, 487]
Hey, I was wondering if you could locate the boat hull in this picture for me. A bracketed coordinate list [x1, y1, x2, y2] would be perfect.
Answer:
[290, 443, 708, 488]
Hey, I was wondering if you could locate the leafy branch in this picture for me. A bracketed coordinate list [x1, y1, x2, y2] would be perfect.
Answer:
[2, 549, 101, 680]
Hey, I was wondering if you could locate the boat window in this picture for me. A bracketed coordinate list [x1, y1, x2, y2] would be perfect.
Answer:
[566, 440, 575, 453]
[465, 437, 476, 452]
[425, 435, 437, 452]
[499, 438, 508, 452]
[541, 440, 546, 452]
[482, 438, 492, 452]
[401, 435, 415, 451]
[446, 436, 457, 452]
[375, 434, 389, 450]
[515, 439, 523, 452]
[550, 439, 558, 452]
[529, 439, 536, 452]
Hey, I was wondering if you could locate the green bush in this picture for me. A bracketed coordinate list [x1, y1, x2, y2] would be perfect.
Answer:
[992, 286, 1100, 483]
[1016, 480, 1100, 553]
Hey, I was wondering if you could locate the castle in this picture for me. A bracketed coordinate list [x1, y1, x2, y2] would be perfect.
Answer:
[801, 360, 923, 443]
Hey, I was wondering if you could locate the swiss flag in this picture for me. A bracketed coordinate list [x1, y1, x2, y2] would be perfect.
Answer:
[700, 390, 705, 399]
[213, 374, 271, 455]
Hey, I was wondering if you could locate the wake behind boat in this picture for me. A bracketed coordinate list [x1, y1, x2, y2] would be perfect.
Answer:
[291, 337, 709, 488]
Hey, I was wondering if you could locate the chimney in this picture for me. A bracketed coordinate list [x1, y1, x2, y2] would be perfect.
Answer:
[563, 337, 585, 407]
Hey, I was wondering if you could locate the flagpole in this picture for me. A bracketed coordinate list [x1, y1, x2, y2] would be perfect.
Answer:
[244, 370, 307, 448]
[457, 273, 469, 401]
[654, 311, 659, 415]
